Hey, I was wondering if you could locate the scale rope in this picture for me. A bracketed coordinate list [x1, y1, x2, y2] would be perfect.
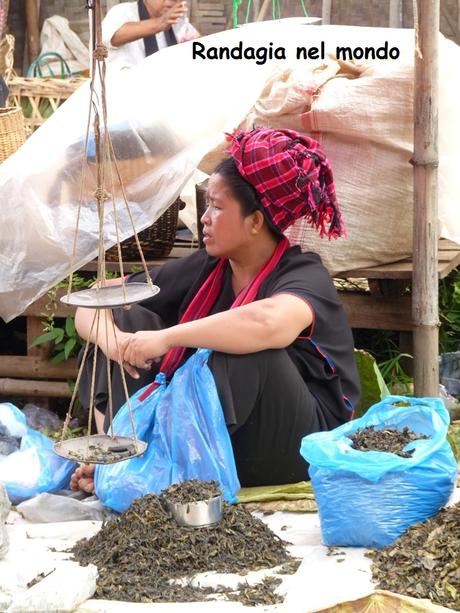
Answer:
[56, 0, 157, 464]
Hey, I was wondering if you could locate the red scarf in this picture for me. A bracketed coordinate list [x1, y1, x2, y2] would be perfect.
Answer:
[139, 237, 290, 401]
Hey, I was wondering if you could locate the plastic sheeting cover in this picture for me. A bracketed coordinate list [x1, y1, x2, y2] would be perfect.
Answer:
[1, 21, 459, 322]
[0, 21, 295, 322]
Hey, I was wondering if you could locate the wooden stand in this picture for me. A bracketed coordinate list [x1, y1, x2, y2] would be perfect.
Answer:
[2, 239, 458, 402]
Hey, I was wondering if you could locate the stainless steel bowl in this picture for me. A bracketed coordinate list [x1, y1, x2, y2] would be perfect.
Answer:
[164, 495, 223, 527]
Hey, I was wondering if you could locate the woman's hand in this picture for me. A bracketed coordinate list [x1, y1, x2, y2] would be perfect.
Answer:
[98, 329, 140, 380]
[120, 330, 169, 370]
[70, 464, 95, 494]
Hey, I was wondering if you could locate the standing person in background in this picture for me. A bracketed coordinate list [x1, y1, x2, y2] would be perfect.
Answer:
[102, 0, 200, 70]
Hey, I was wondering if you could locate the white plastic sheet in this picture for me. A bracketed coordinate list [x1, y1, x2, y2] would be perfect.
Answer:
[200, 25, 460, 275]
[7, 562, 98, 612]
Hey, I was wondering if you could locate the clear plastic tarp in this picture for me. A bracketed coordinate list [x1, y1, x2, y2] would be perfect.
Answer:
[1, 20, 459, 322]
[0, 22, 292, 322]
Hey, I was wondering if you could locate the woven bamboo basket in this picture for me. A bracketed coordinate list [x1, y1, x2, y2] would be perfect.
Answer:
[106, 197, 184, 261]
[0, 33, 14, 83]
[7, 75, 88, 134]
[0, 107, 26, 163]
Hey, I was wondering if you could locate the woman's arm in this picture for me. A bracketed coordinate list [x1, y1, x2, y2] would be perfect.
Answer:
[75, 305, 140, 379]
[120, 294, 312, 369]
[74, 276, 140, 378]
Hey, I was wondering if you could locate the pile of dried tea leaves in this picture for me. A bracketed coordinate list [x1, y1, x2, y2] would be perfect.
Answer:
[160, 479, 221, 503]
[71, 481, 297, 605]
[349, 425, 428, 458]
[369, 502, 460, 610]
[226, 577, 283, 607]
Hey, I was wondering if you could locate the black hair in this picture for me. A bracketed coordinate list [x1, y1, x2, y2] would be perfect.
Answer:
[212, 157, 282, 238]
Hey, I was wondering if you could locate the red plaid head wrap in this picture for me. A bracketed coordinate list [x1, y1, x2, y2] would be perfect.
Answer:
[227, 127, 345, 239]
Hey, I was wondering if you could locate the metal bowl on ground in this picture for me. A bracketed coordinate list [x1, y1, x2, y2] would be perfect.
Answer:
[53, 434, 147, 464]
[164, 494, 223, 528]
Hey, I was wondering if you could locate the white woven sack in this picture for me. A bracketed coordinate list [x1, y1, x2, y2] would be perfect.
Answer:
[200, 26, 460, 275]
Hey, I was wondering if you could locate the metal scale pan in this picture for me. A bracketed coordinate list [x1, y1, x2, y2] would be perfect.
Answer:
[60, 282, 160, 309]
[54, 434, 147, 464]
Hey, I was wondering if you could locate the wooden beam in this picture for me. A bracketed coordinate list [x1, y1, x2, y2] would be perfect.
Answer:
[0, 378, 72, 397]
[412, 1, 440, 396]
[339, 293, 413, 331]
[25, 0, 40, 65]
[27, 315, 51, 360]
[336, 239, 460, 281]
[0, 356, 78, 379]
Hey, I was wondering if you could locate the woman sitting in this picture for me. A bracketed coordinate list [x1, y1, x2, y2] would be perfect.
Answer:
[71, 127, 360, 494]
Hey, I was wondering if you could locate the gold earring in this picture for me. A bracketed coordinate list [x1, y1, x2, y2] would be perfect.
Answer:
[251, 228, 258, 235]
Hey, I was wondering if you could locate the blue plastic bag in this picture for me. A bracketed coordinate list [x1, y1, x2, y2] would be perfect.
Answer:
[95, 349, 241, 512]
[0, 403, 76, 504]
[300, 396, 458, 548]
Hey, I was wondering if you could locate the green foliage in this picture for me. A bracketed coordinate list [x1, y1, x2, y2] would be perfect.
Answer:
[447, 421, 460, 463]
[354, 349, 390, 417]
[31, 270, 122, 364]
[354, 266, 460, 396]
[378, 351, 413, 396]
[439, 267, 460, 353]
[31, 273, 93, 362]
[353, 330, 413, 399]
[30, 314, 82, 364]
[31, 273, 91, 364]
[40, 273, 91, 334]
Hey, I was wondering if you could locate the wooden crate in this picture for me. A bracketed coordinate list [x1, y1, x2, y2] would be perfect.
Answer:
[191, 0, 230, 34]
[7, 75, 87, 134]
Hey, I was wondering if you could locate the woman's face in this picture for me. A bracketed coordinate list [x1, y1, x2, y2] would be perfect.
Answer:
[201, 173, 254, 259]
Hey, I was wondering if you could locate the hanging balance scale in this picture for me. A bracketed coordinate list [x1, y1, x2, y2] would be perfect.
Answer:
[54, 0, 158, 464]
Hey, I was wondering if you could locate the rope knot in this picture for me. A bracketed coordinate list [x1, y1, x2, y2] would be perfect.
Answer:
[94, 187, 110, 203]
[94, 44, 108, 61]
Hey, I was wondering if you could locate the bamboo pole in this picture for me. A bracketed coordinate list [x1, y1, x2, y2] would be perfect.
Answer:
[389, 0, 401, 28]
[411, 0, 440, 396]
[256, 0, 271, 21]
[25, 0, 40, 65]
[322, 0, 332, 24]
[253, 0, 260, 22]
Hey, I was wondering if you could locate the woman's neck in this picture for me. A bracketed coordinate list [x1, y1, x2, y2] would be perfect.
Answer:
[230, 236, 281, 295]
